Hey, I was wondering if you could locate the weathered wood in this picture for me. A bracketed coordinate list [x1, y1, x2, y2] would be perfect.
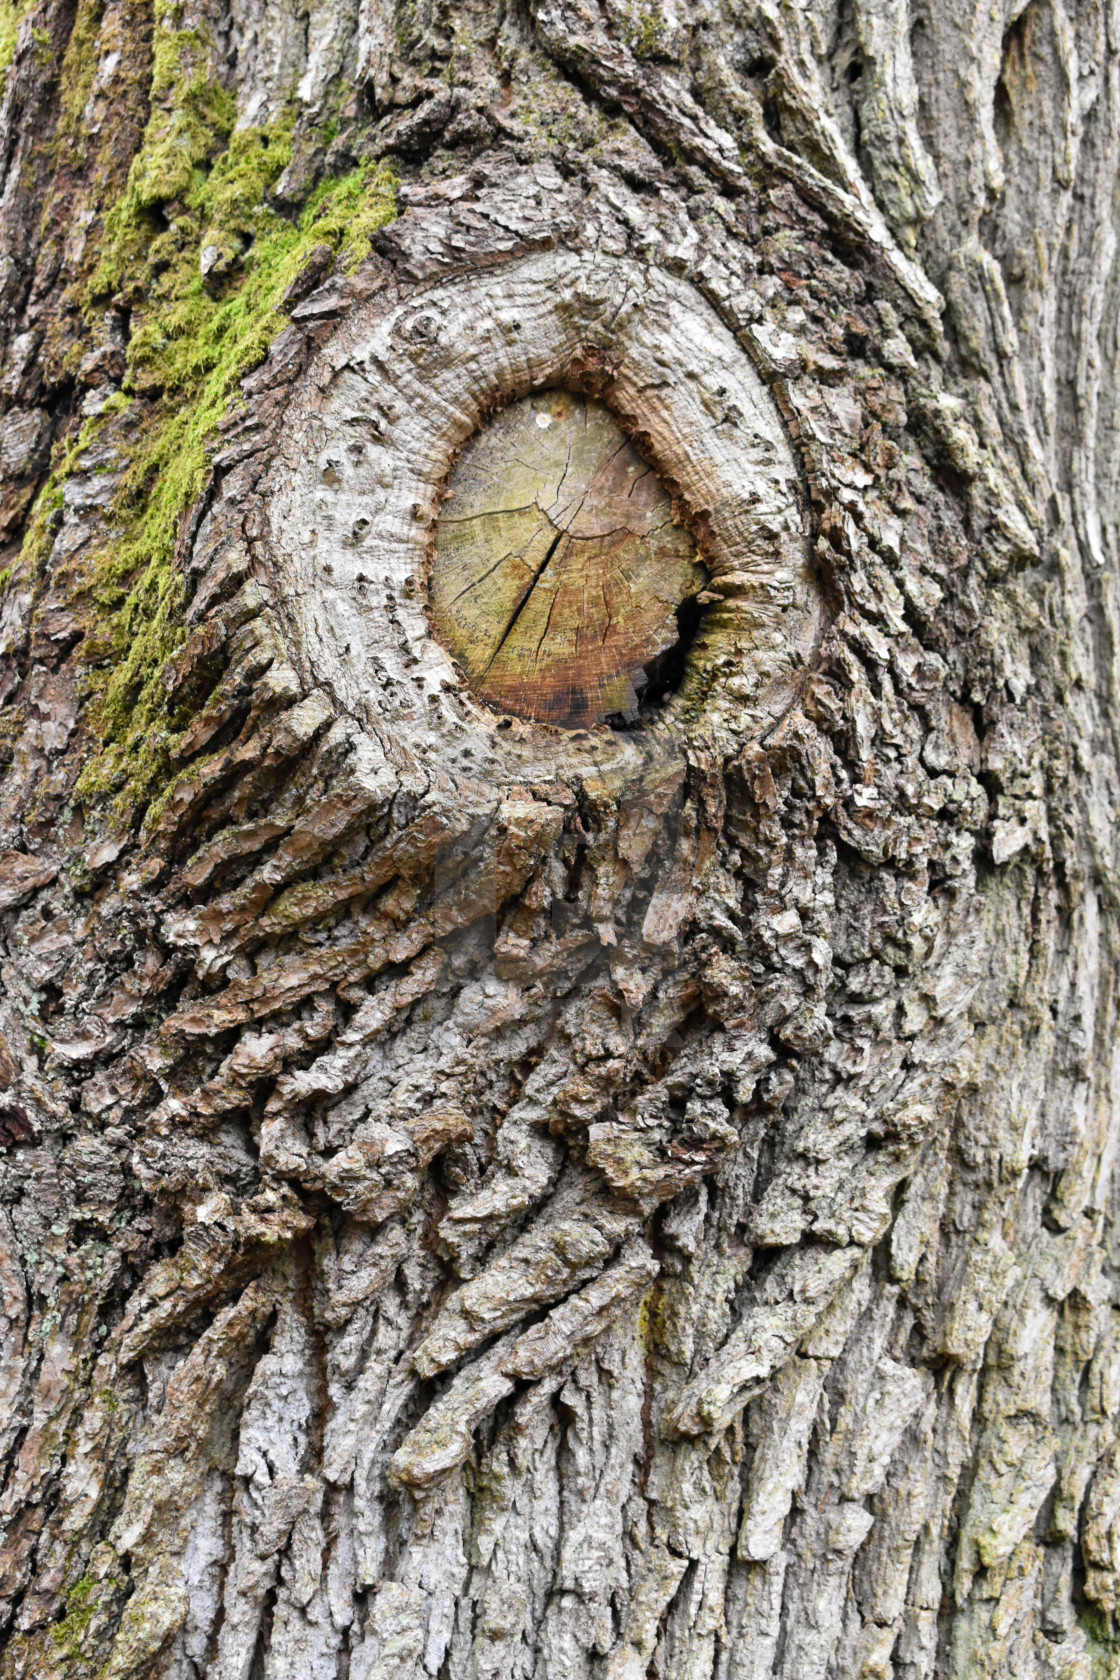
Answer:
[429, 391, 705, 726]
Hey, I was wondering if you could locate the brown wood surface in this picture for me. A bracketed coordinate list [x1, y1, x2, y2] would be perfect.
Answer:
[429, 390, 705, 726]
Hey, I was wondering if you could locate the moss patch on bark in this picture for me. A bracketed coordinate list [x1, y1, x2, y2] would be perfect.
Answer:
[77, 154, 396, 825]
[9, 0, 397, 827]
[0, 0, 32, 74]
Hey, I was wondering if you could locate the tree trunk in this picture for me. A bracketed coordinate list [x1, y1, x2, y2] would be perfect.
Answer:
[0, 0, 1118, 1675]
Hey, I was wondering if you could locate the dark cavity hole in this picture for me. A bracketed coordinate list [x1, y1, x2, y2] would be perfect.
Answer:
[605, 589, 708, 730]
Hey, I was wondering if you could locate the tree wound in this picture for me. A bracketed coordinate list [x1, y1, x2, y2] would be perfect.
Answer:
[429, 391, 708, 727]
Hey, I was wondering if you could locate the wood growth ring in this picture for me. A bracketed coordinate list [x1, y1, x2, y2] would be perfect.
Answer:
[265, 252, 820, 782]
[429, 390, 708, 728]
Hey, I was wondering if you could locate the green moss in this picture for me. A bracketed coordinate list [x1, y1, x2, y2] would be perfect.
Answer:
[54, 0, 107, 152]
[77, 157, 395, 824]
[1080, 1606, 1120, 1679]
[633, 10, 660, 57]
[35, 0, 398, 828]
[5, 424, 104, 633]
[3, 0, 395, 835]
[0, 0, 32, 75]
[51, 1574, 97, 1663]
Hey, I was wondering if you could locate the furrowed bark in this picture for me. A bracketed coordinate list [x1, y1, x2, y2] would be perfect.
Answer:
[0, 1, 1119, 1677]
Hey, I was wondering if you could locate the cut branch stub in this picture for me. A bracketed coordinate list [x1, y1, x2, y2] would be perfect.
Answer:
[266, 252, 818, 784]
[430, 391, 707, 726]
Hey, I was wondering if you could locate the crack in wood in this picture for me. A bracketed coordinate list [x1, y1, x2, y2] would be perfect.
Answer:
[481, 524, 567, 679]
[430, 391, 706, 726]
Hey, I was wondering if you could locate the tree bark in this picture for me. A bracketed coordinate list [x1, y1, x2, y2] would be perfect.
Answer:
[1, 0, 1119, 1676]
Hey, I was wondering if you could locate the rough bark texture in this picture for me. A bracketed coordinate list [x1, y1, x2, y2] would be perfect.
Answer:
[0, 0, 1119, 1677]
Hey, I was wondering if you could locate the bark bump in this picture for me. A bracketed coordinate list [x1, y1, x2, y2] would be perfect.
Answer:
[267, 250, 818, 785]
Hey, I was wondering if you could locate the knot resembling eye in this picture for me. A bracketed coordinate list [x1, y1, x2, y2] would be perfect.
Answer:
[269, 252, 816, 776]
[429, 391, 707, 728]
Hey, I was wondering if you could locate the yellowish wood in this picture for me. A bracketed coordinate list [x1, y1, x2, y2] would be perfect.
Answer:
[429, 390, 705, 726]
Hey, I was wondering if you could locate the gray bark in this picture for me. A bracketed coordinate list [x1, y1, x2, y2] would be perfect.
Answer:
[0, 0, 1119, 1676]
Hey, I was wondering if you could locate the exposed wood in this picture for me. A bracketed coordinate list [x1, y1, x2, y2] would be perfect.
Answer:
[429, 391, 705, 726]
